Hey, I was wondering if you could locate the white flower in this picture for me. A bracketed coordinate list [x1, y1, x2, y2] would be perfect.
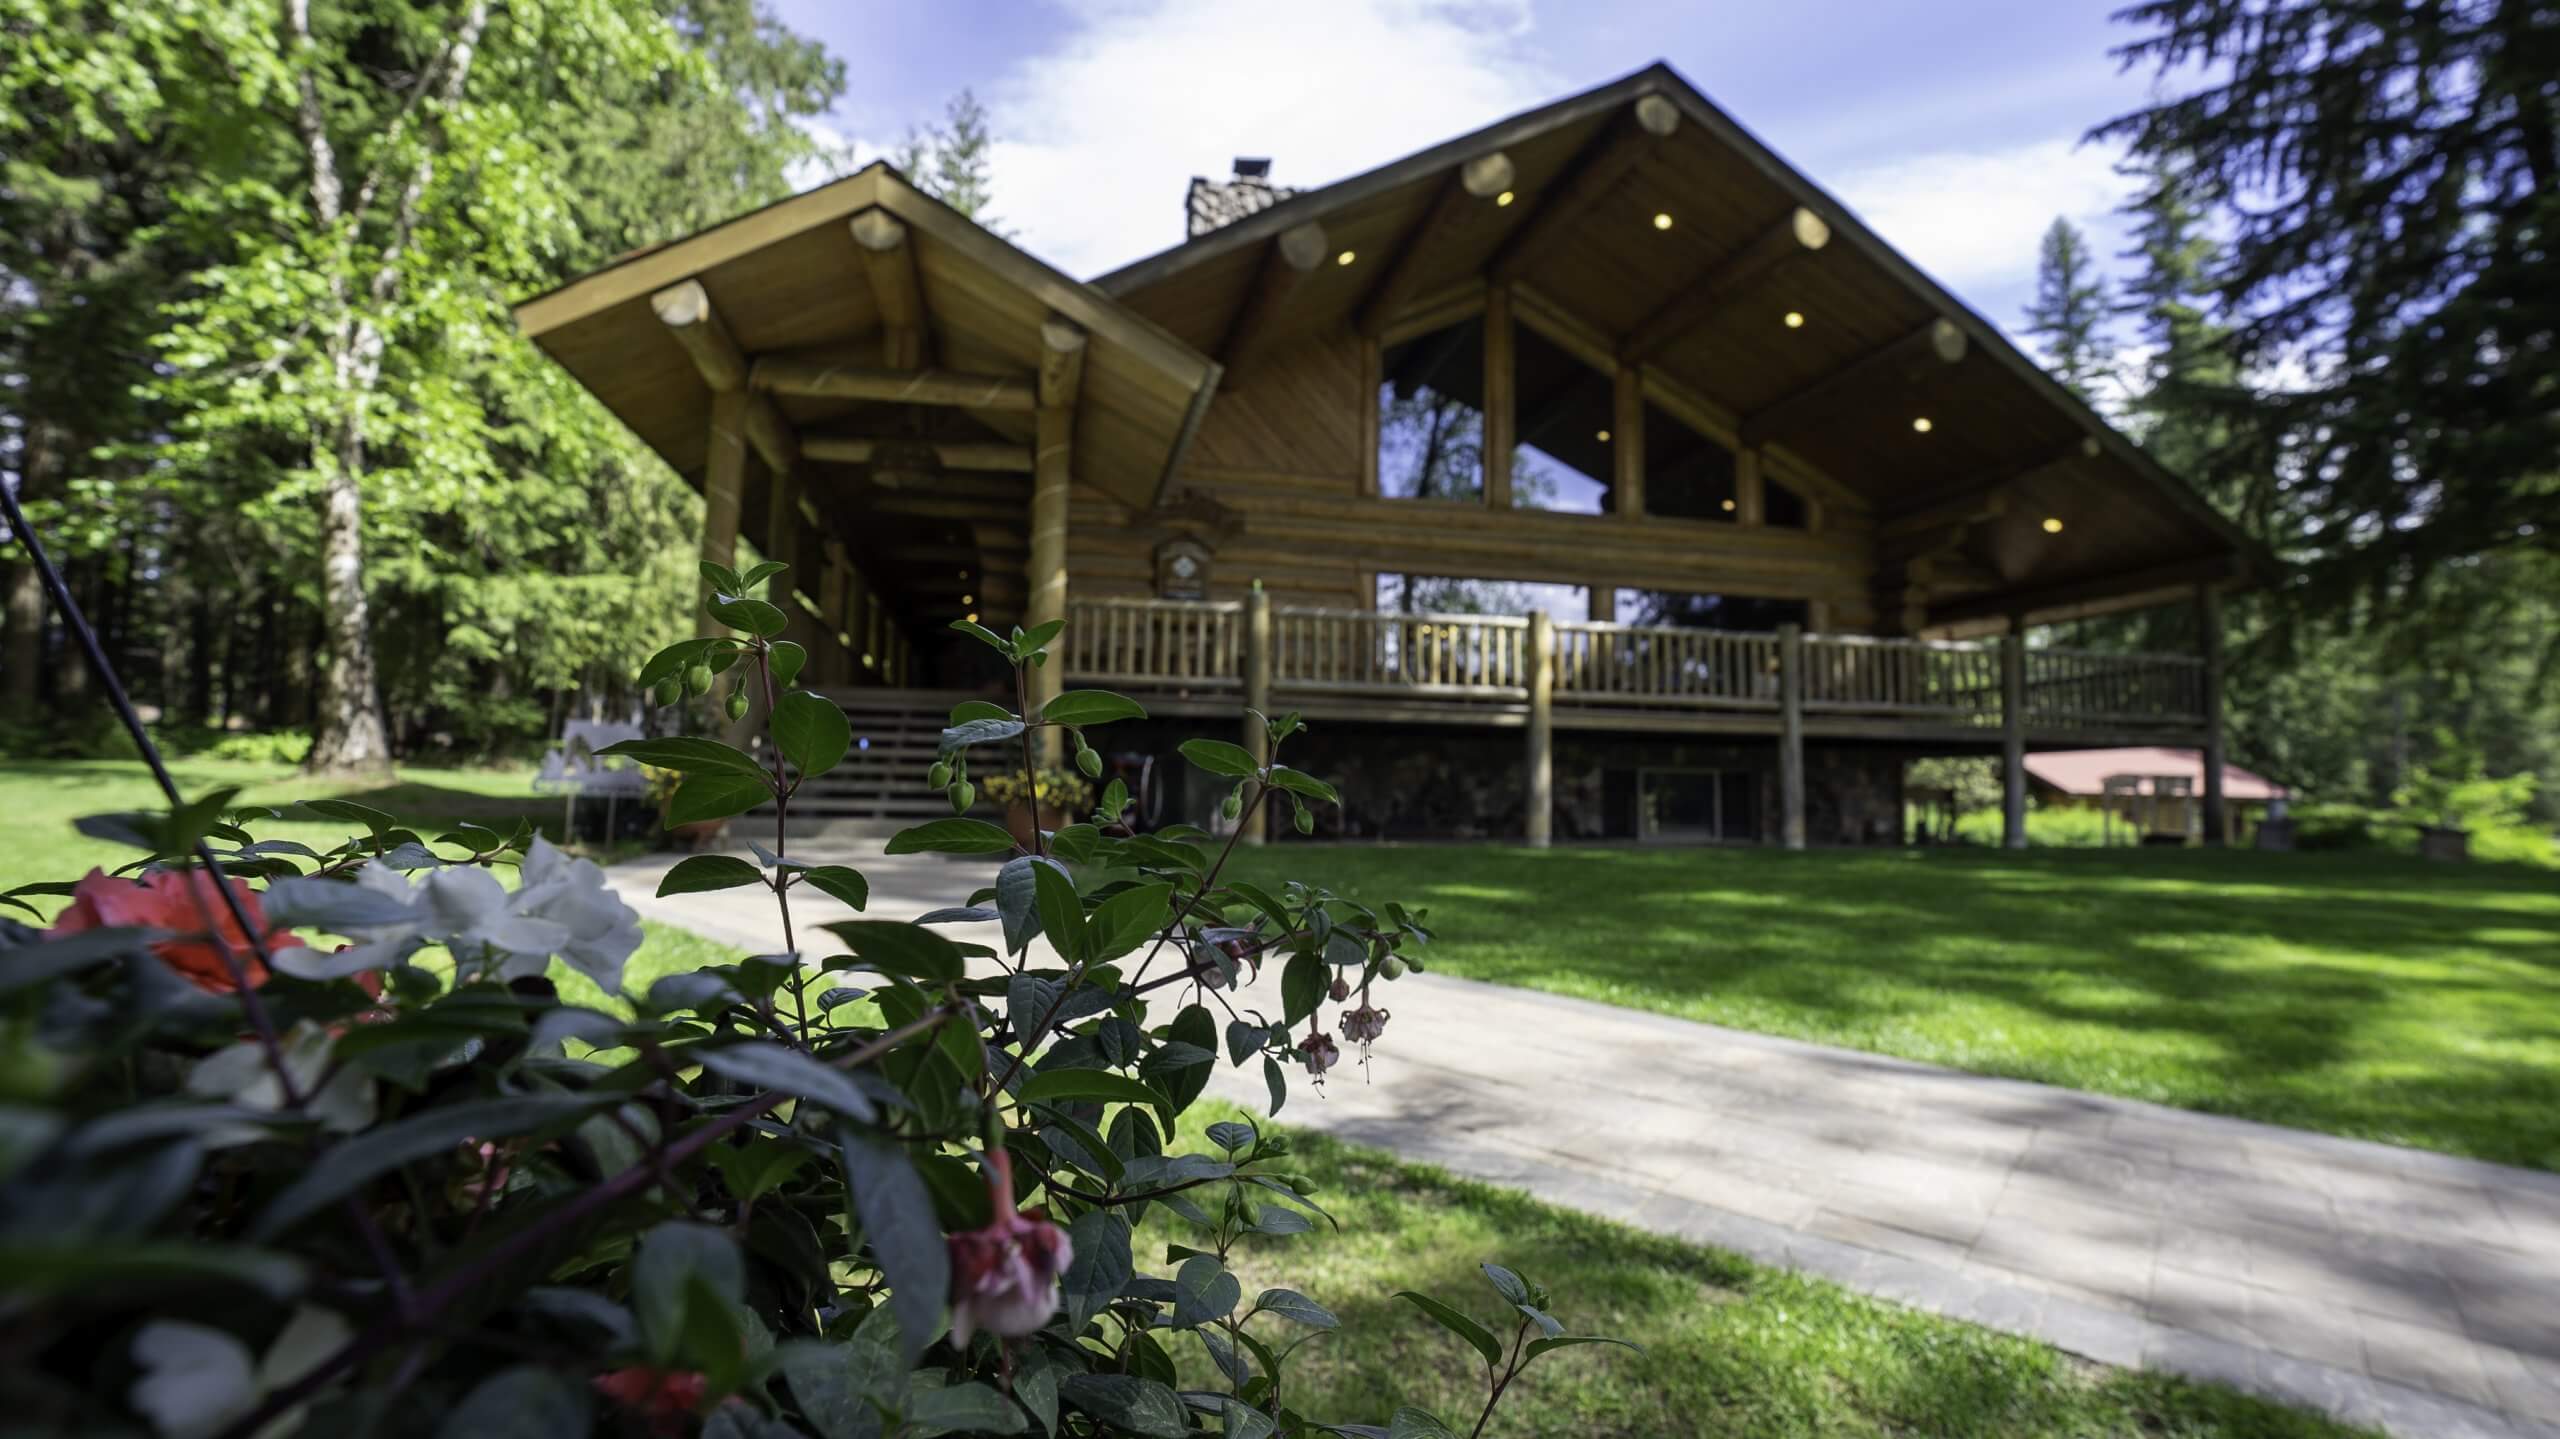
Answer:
[187, 1022, 375, 1134]
[267, 840, 639, 992]
[131, 1306, 350, 1439]
[511, 836, 642, 995]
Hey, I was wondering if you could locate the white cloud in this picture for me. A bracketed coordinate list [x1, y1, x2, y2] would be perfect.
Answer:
[1826, 136, 2135, 304]
[787, 118, 865, 193]
[977, 0, 1561, 278]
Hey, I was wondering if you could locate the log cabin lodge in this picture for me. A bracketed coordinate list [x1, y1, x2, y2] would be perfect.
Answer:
[515, 63, 2256, 849]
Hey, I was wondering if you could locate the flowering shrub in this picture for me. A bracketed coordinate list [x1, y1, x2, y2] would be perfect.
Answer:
[977, 767, 1098, 818]
[0, 557, 1632, 1437]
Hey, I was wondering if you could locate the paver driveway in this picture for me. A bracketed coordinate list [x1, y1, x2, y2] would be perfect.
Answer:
[611, 846, 2560, 1439]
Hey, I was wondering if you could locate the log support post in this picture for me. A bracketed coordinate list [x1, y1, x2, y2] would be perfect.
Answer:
[1483, 285, 1515, 510]
[2001, 626, 2028, 849]
[1243, 586, 1273, 847]
[1526, 609, 1554, 848]
[2198, 584, 2228, 846]
[1779, 621, 1806, 850]
[1734, 448, 1766, 525]
[701, 388, 749, 635]
[1611, 367, 1645, 518]
[1029, 317, 1084, 764]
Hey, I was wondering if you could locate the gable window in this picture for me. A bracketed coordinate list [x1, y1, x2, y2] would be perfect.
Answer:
[1377, 316, 1486, 500]
[1508, 324, 1612, 514]
[1643, 403, 1808, 526]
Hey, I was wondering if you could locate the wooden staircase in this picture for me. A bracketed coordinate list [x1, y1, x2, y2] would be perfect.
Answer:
[791, 688, 993, 830]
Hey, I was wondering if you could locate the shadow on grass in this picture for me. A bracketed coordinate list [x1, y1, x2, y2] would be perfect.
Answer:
[1228, 845, 2560, 1169]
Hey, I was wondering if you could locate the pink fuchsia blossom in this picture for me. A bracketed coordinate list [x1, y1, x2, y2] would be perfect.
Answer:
[591, 1367, 706, 1435]
[47, 867, 307, 993]
[1342, 1003, 1390, 1045]
[1298, 1028, 1341, 1077]
[945, 1149, 1073, 1347]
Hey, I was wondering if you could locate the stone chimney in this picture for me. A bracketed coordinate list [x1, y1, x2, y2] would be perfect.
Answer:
[1185, 157, 1300, 239]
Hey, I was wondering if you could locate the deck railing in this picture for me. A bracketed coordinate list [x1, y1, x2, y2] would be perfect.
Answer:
[1060, 595, 2206, 733]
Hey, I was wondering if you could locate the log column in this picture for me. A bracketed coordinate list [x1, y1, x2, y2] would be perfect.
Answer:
[2198, 584, 2228, 845]
[1483, 286, 1515, 510]
[1028, 317, 1085, 760]
[1611, 367, 1645, 518]
[700, 389, 749, 636]
[1243, 586, 1273, 847]
[1526, 609, 1554, 848]
[2001, 625, 2028, 849]
[1778, 622, 1806, 850]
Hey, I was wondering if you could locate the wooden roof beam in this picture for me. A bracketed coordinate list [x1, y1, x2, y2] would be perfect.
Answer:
[848, 209, 928, 369]
[1217, 221, 1327, 386]
[1882, 434, 2105, 523]
[653, 280, 800, 473]
[1927, 553, 2243, 629]
[1489, 94, 1680, 284]
[1738, 317, 1969, 450]
[800, 436, 1033, 472]
[750, 355, 1037, 411]
[1040, 316, 1087, 411]
[1619, 207, 1831, 366]
[866, 493, 1024, 524]
[1356, 151, 1515, 340]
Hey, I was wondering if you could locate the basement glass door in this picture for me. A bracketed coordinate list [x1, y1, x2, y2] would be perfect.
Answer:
[1637, 767, 1757, 842]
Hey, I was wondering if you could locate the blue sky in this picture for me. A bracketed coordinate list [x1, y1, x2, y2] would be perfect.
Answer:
[771, 0, 2180, 343]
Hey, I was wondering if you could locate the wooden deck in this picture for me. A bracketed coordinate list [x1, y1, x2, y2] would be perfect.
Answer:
[1059, 594, 2207, 747]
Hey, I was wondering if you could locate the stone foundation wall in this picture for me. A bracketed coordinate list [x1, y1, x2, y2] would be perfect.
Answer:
[1103, 721, 1907, 845]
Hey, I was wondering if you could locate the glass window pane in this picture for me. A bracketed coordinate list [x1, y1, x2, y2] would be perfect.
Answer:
[1510, 324, 1612, 514]
[1378, 318, 1486, 500]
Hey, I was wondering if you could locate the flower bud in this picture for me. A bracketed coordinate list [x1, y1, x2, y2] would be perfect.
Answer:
[949, 780, 975, 813]
[928, 760, 952, 789]
[725, 688, 750, 723]
[1328, 976, 1349, 1003]
[1379, 955, 1408, 980]
[652, 677, 681, 708]
[1221, 792, 1241, 821]
[1075, 746, 1102, 779]
[1293, 803, 1314, 835]
[684, 663, 714, 697]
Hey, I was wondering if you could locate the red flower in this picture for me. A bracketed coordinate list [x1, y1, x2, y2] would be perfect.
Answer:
[945, 1149, 1074, 1346]
[591, 1367, 706, 1434]
[45, 868, 307, 993]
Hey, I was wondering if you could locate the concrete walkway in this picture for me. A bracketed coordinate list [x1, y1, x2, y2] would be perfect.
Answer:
[610, 845, 2560, 1439]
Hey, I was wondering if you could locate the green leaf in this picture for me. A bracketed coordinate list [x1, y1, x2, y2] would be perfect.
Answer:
[738, 559, 787, 592]
[797, 865, 868, 910]
[838, 1127, 947, 1365]
[949, 699, 1014, 724]
[778, 1337, 900, 1439]
[437, 1367, 593, 1439]
[1161, 1004, 1219, 1110]
[1172, 1253, 1241, 1329]
[302, 797, 398, 837]
[0, 1240, 303, 1300]
[633, 1221, 744, 1360]
[1281, 952, 1326, 1027]
[701, 560, 746, 595]
[883, 818, 1017, 856]
[1266, 765, 1340, 807]
[1029, 859, 1086, 966]
[669, 773, 773, 829]
[1086, 881, 1173, 963]
[253, 1095, 604, 1239]
[1254, 1288, 1337, 1329]
[995, 855, 1060, 955]
[819, 920, 965, 982]
[1481, 1264, 1529, 1305]
[692, 1041, 879, 1122]
[1387, 1407, 1460, 1439]
[1524, 1334, 1644, 1361]
[1179, 738, 1259, 778]
[657, 854, 765, 897]
[767, 641, 807, 689]
[709, 592, 789, 637]
[941, 716, 1028, 750]
[1019, 1068, 1174, 1132]
[950, 618, 1011, 652]
[1058, 1375, 1188, 1439]
[1394, 1291, 1503, 1367]
[637, 637, 721, 688]
[905, 1382, 1026, 1434]
[597, 736, 770, 780]
[1014, 618, 1066, 656]
[774, 691, 852, 781]
[1061, 1209, 1133, 1329]
[1040, 690, 1147, 727]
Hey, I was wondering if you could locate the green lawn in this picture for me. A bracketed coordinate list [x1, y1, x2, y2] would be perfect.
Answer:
[1154, 1103, 2357, 1439]
[1229, 844, 2560, 1171]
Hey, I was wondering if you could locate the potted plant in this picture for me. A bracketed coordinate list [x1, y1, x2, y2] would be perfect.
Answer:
[980, 765, 1095, 848]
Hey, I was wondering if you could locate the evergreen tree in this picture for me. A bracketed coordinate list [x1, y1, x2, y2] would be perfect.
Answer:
[898, 89, 1003, 229]
[2019, 217, 2113, 400]
[2094, 0, 2560, 618]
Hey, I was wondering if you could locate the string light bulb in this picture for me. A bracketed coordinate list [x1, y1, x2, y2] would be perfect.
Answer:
[1721, 498, 1737, 512]
[1335, 250, 1356, 266]
[966, 612, 980, 623]
[1652, 212, 1674, 231]
[1912, 417, 1934, 433]
[1495, 190, 1515, 206]
[1783, 311, 1805, 329]
[1596, 429, 1611, 443]
[2042, 517, 2065, 534]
